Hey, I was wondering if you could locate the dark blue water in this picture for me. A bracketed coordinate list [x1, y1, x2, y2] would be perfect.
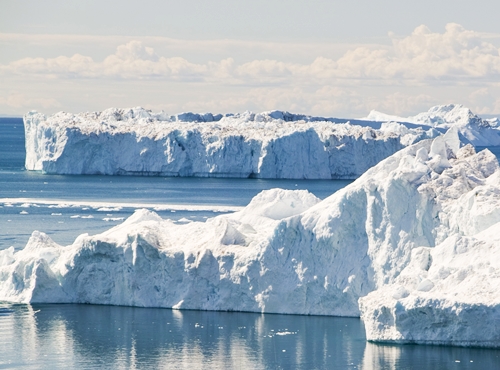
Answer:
[0, 117, 25, 171]
[1, 118, 500, 369]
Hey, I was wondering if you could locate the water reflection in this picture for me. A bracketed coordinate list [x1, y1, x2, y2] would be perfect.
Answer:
[1, 303, 499, 369]
[0, 303, 366, 369]
[361, 342, 500, 370]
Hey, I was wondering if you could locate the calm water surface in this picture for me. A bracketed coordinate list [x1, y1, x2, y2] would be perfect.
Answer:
[1, 118, 500, 369]
[1, 303, 499, 369]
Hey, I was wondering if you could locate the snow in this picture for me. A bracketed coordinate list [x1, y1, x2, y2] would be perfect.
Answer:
[2, 128, 500, 347]
[363, 104, 500, 146]
[24, 108, 438, 179]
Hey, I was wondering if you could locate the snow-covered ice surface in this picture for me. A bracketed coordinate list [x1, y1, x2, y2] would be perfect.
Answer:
[3, 128, 500, 347]
[364, 104, 500, 146]
[24, 108, 439, 179]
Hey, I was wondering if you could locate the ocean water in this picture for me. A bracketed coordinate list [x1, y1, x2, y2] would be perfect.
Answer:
[2, 302, 500, 370]
[1, 117, 500, 369]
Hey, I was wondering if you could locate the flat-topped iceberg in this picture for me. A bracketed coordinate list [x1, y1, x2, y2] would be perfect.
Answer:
[2, 129, 500, 347]
[24, 107, 438, 179]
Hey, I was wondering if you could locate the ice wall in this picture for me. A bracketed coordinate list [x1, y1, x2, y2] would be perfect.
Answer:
[357, 134, 500, 347]
[24, 108, 436, 179]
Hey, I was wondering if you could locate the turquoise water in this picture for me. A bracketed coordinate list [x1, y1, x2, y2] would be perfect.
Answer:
[1, 118, 500, 369]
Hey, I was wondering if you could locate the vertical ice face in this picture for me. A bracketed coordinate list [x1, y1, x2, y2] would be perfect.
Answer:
[24, 111, 47, 171]
[23, 107, 438, 179]
[359, 131, 500, 347]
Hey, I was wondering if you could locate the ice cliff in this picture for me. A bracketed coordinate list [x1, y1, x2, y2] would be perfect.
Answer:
[3, 129, 500, 347]
[24, 108, 438, 179]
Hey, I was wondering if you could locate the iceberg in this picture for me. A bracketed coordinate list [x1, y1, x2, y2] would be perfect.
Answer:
[364, 104, 500, 146]
[2, 128, 500, 347]
[24, 108, 437, 179]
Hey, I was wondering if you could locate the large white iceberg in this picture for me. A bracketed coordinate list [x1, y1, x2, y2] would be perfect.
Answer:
[364, 104, 500, 146]
[3, 129, 500, 347]
[24, 108, 437, 179]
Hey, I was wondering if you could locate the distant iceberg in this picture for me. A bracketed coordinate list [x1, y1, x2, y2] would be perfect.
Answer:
[24, 107, 441, 179]
[363, 104, 500, 146]
[3, 129, 500, 347]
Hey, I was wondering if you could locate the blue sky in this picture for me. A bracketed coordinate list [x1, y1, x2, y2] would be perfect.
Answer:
[2, 0, 500, 117]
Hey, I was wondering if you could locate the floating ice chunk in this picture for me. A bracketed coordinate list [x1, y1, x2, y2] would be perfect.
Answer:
[103, 217, 125, 222]
[97, 207, 122, 212]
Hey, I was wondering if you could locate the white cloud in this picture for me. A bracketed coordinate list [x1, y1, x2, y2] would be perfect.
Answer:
[0, 92, 61, 110]
[467, 88, 500, 115]
[3, 24, 500, 116]
[3, 24, 500, 87]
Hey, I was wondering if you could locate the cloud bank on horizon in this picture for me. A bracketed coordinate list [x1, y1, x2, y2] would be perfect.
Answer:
[2, 23, 500, 117]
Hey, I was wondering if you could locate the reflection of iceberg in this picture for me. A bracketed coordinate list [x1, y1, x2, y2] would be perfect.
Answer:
[2, 129, 500, 347]
[361, 343, 401, 370]
[360, 341, 500, 369]
[0, 303, 366, 368]
[0, 304, 78, 368]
